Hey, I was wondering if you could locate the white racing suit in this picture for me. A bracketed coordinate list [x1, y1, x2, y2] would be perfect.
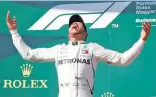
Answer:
[10, 30, 145, 97]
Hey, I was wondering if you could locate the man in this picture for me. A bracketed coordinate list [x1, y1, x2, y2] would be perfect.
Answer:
[6, 10, 151, 97]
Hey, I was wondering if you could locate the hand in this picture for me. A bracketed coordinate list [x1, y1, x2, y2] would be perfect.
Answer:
[6, 10, 17, 31]
[141, 22, 151, 41]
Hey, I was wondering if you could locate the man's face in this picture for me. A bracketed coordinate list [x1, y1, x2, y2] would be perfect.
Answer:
[69, 22, 85, 34]
[68, 22, 87, 40]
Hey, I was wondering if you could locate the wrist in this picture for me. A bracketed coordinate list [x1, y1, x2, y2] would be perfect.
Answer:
[140, 37, 146, 43]
[10, 29, 17, 34]
[141, 37, 147, 41]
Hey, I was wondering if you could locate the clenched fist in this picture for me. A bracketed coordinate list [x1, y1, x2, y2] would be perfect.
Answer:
[141, 22, 151, 41]
[6, 10, 17, 31]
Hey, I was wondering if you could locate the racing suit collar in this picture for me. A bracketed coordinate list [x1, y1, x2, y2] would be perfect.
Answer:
[68, 40, 85, 45]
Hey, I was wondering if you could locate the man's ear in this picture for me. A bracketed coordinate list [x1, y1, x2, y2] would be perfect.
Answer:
[85, 33, 88, 41]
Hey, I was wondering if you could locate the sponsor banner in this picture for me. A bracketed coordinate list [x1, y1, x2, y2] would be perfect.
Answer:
[0, 1, 156, 97]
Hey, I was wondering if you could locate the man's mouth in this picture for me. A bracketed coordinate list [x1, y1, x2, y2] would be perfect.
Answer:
[72, 26, 77, 29]
[72, 23, 79, 30]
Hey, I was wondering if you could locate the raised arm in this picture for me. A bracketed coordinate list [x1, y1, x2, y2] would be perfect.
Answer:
[94, 22, 151, 66]
[6, 11, 58, 62]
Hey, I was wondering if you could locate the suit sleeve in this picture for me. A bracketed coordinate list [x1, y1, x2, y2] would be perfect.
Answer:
[10, 30, 58, 62]
[93, 38, 145, 66]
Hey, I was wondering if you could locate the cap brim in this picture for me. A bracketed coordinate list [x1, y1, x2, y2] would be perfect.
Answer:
[69, 14, 84, 27]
